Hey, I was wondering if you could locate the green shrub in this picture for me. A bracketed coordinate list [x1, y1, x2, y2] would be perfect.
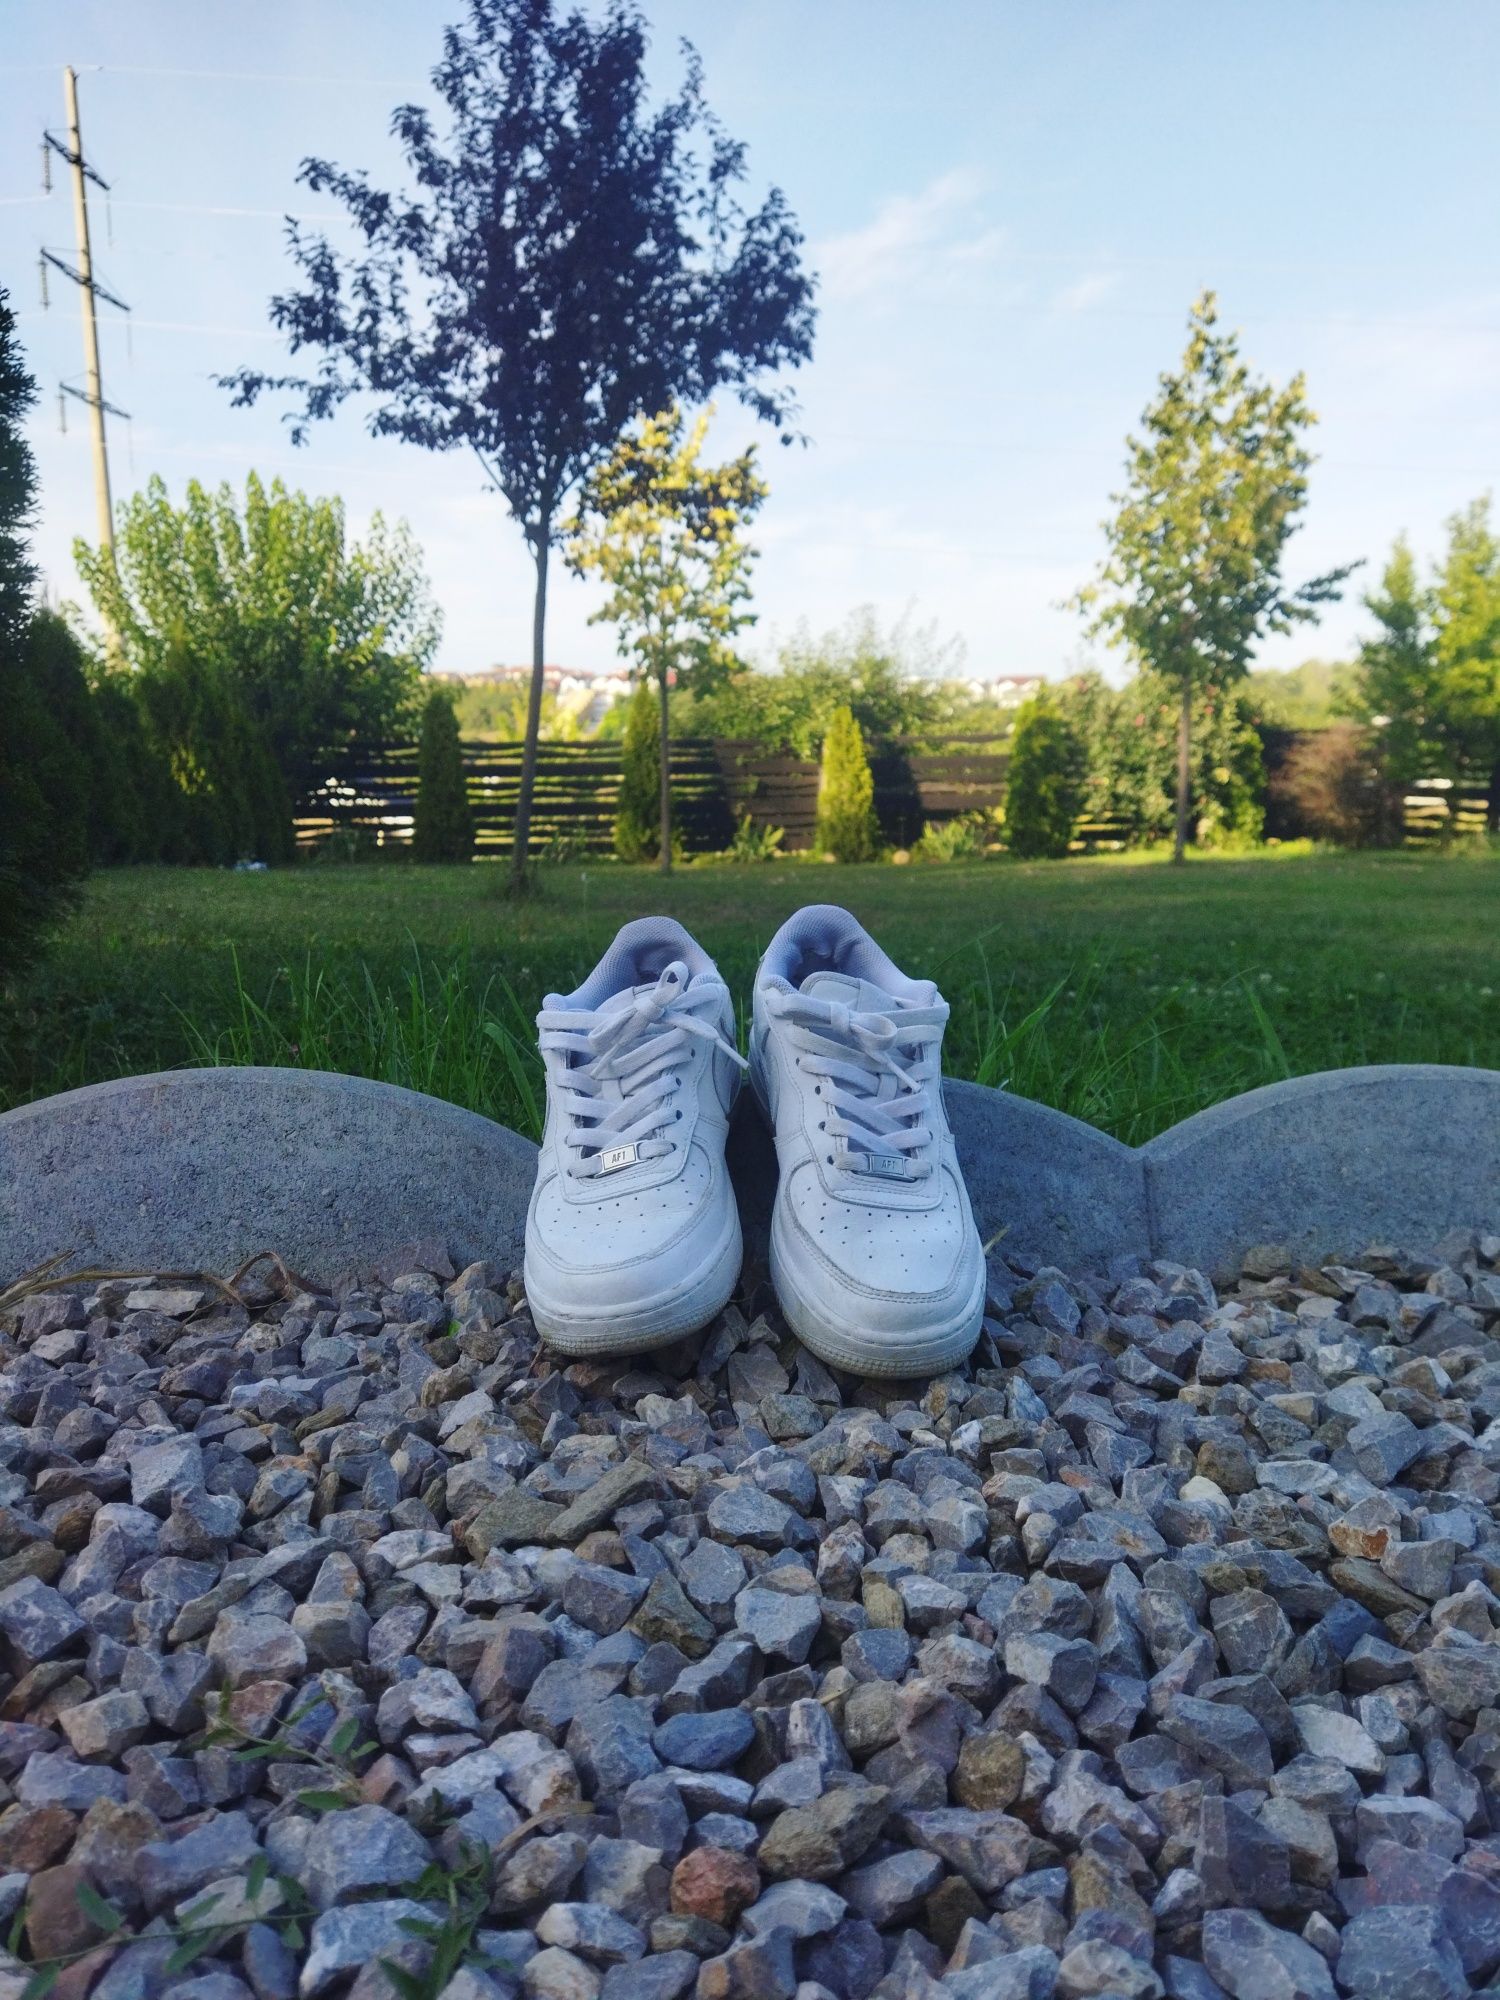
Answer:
[815, 704, 877, 862]
[1004, 692, 1086, 859]
[314, 826, 379, 864]
[725, 813, 784, 863]
[912, 811, 995, 862]
[615, 682, 659, 861]
[538, 828, 588, 866]
[1268, 721, 1392, 848]
[412, 689, 473, 863]
[1061, 668, 1266, 850]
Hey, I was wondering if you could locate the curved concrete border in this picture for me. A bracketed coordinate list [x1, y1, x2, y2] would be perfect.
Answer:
[0, 1068, 537, 1287]
[2, 1062, 1497, 1288]
[1141, 1064, 1500, 1280]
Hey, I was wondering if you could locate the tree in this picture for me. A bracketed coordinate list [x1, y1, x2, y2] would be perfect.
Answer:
[76, 473, 437, 834]
[1078, 292, 1353, 862]
[0, 295, 90, 976]
[1431, 498, 1500, 829]
[1345, 539, 1442, 788]
[815, 705, 877, 862]
[1244, 657, 1353, 729]
[1059, 668, 1265, 849]
[221, 0, 815, 891]
[129, 640, 294, 865]
[614, 680, 659, 862]
[1268, 721, 1391, 848]
[567, 405, 765, 873]
[1004, 691, 1086, 859]
[674, 608, 967, 756]
[413, 688, 474, 862]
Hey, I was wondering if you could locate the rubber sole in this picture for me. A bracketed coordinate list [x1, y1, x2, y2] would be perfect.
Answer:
[527, 1211, 743, 1358]
[769, 1205, 985, 1380]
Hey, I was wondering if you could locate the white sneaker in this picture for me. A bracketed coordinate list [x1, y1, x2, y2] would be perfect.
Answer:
[751, 904, 985, 1378]
[525, 918, 747, 1356]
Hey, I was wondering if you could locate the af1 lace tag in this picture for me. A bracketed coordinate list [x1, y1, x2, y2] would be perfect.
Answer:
[598, 1143, 640, 1175]
[860, 1152, 915, 1180]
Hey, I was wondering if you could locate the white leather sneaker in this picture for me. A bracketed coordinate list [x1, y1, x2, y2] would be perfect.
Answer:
[525, 918, 747, 1356]
[751, 905, 984, 1378]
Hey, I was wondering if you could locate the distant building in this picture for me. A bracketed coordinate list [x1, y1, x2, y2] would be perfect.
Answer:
[439, 663, 632, 732]
[439, 663, 1049, 733]
[953, 672, 1047, 707]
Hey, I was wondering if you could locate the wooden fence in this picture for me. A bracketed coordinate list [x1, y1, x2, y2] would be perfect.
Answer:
[294, 732, 1495, 858]
[294, 735, 1032, 857]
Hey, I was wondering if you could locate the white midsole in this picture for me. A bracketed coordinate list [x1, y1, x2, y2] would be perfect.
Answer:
[527, 1207, 743, 1357]
[753, 1059, 984, 1379]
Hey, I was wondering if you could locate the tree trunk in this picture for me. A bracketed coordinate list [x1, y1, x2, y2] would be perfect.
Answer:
[509, 526, 550, 890]
[1173, 680, 1192, 865]
[1488, 757, 1500, 835]
[657, 661, 672, 876]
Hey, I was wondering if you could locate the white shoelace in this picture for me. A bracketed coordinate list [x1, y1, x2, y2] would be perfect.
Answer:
[764, 987, 947, 1180]
[538, 961, 746, 1180]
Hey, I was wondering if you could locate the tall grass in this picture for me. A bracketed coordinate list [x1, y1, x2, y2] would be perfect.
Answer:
[165, 934, 1303, 1149]
[954, 947, 1298, 1145]
[179, 943, 546, 1140]
[8, 855, 1496, 1141]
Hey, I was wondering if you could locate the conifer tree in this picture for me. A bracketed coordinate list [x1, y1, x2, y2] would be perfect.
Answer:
[413, 689, 473, 862]
[614, 681, 659, 862]
[815, 704, 877, 862]
[0, 293, 90, 975]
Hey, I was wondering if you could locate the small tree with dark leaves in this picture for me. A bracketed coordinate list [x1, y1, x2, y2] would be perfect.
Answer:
[221, 0, 815, 889]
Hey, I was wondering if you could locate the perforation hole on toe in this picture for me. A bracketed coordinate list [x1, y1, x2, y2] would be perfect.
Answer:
[787, 1162, 962, 1292]
[536, 1145, 714, 1265]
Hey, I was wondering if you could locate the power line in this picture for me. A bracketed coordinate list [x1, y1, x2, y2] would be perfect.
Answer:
[86, 63, 412, 85]
[109, 199, 345, 221]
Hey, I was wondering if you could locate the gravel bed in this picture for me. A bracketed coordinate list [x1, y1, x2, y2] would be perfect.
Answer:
[3, 1233, 1500, 2000]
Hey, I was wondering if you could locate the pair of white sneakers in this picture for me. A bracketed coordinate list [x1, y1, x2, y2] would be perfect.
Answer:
[523, 904, 985, 1379]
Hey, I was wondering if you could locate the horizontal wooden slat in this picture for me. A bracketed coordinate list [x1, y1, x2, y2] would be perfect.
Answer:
[295, 732, 1491, 855]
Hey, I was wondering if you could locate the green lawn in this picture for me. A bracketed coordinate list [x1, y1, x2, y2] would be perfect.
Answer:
[5, 849, 1498, 1145]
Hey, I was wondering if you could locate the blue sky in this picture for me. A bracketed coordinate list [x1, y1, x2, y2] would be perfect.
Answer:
[4, 1, 1499, 681]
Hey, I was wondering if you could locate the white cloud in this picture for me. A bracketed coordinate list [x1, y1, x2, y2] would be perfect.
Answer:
[1054, 270, 1119, 313]
[813, 169, 1002, 303]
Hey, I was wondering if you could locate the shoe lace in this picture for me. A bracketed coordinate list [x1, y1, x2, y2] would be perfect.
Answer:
[538, 960, 746, 1180]
[764, 988, 947, 1180]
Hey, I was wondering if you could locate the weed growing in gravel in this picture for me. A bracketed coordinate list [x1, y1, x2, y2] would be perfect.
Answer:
[201, 1692, 380, 1811]
[11, 1860, 316, 2000]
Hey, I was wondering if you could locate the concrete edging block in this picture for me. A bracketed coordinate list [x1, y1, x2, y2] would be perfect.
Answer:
[3, 1061, 1497, 1288]
[943, 1078, 1149, 1271]
[1141, 1063, 1500, 1281]
[0, 1067, 537, 1286]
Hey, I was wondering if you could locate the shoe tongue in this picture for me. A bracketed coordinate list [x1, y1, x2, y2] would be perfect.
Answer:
[801, 969, 933, 1013]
